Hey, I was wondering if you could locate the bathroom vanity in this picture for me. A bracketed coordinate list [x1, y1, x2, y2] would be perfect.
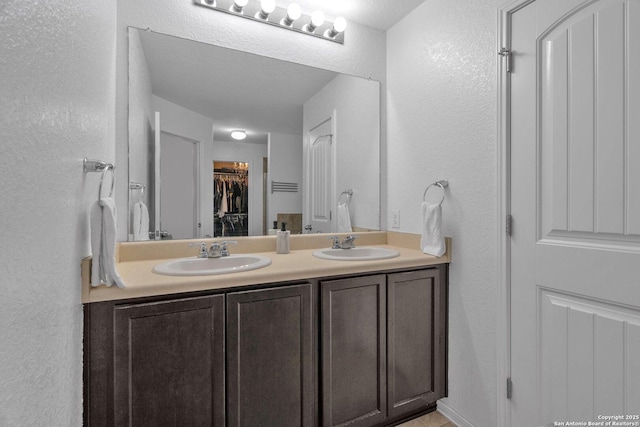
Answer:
[83, 232, 450, 427]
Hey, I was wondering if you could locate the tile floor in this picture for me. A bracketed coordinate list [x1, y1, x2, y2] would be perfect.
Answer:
[397, 410, 455, 427]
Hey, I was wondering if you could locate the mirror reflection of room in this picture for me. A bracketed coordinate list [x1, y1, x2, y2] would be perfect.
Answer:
[127, 27, 380, 241]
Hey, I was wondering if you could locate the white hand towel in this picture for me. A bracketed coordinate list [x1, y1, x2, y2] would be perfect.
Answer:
[90, 201, 105, 286]
[337, 202, 352, 233]
[132, 201, 150, 241]
[90, 198, 126, 288]
[420, 202, 445, 257]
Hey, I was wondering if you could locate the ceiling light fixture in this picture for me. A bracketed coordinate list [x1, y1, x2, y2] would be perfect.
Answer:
[195, 0, 346, 44]
[231, 130, 247, 140]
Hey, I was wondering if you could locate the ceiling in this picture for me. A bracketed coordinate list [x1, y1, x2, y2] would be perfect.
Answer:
[279, 0, 426, 31]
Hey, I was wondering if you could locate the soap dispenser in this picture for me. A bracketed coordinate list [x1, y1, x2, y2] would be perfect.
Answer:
[268, 220, 278, 235]
[276, 222, 290, 254]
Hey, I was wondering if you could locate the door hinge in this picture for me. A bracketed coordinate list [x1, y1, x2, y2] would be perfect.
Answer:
[499, 48, 512, 73]
[506, 377, 513, 399]
[506, 214, 513, 236]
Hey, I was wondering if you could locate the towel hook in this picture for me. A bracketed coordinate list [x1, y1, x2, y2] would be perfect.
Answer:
[423, 180, 448, 206]
[98, 164, 115, 200]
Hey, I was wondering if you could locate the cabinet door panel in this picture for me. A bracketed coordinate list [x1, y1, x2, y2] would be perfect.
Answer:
[321, 275, 387, 427]
[113, 294, 225, 427]
[387, 268, 446, 418]
[227, 283, 314, 427]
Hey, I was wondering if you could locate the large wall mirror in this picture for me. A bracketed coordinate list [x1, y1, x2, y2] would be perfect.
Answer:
[128, 28, 380, 241]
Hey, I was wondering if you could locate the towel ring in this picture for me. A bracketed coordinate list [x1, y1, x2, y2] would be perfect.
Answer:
[338, 189, 353, 204]
[423, 180, 449, 206]
[129, 182, 145, 203]
[99, 164, 115, 200]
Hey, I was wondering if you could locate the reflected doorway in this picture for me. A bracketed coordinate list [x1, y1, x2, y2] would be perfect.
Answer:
[159, 131, 199, 240]
[213, 161, 249, 237]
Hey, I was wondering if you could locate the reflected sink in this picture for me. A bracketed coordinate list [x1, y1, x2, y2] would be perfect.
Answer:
[312, 247, 400, 261]
[153, 254, 272, 276]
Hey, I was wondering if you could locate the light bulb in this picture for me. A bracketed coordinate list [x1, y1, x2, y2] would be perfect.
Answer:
[311, 10, 325, 27]
[288, 3, 302, 20]
[230, 0, 248, 13]
[333, 16, 347, 33]
[325, 16, 347, 38]
[261, 0, 276, 14]
[281, 3, 301, 26]
[256, 0, 276, 19]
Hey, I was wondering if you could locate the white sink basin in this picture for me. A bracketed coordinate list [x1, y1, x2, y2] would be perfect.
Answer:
[153, 254, 272, 276]
[312, 247, 400, 261]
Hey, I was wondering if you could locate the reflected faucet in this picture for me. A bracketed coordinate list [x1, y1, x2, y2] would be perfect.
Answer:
[328, 235, 357, 249]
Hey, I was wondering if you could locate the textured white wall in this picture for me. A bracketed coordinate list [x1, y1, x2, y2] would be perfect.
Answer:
[116, 0, 387, 240]
[0, 0, 116, 424]
[303, 74, 381, 230]
[268, 133, 304, 226]
[128, 29, 154, 232]
[387, 1, 501, 426]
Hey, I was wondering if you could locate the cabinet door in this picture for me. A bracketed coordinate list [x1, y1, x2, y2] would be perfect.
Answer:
[387, 267, 447, 418]
[227, 283, 314, 427]
[113, 294, 225, 427]
[321, 275, 387, 427]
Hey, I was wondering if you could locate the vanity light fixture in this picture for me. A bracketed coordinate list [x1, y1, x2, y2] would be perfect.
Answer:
[231, 130, 247, 140]
[195, 0, 346, 44]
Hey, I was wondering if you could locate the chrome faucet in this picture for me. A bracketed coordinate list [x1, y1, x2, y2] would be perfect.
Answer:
[341, 235, 357, 249]
[208, 242, 222, 258]
[328, 235, 357, 249]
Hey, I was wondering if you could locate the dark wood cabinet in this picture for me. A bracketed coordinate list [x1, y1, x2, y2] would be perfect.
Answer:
[387, 268, 447, 419]
[84, 265, 447, 427]
[320, 266, 448, 427]
[321, 275, 387, 427]
[226, 283, 314, 427]
[112, 294, 225, 427]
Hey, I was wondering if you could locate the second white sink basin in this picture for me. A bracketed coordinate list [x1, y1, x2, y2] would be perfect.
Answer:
[313, 247, 400, 261]
[153, 254, 272, 276]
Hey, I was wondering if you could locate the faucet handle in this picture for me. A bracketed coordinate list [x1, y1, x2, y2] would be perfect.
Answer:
[189, 242, 209, 258]
[328, 236, 340, 249]
[219, 240, 238, 256]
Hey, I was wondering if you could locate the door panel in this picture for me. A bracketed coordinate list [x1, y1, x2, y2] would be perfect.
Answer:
[510, 0, 640, 425]
[307, 118, 334, 233]
[113, 295, 225, 427]
[226, 284, 314, 427]
[321, 275, 387, 427]
[387, 268, 446, 418]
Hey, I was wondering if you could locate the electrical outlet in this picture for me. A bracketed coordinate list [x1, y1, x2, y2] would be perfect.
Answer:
[391, 210, 400, 228]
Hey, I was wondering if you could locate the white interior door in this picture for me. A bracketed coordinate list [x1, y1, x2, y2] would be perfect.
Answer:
[305, 118, 334, 233]
[160, 131, 199, 240]
[509, 0, 640, 425]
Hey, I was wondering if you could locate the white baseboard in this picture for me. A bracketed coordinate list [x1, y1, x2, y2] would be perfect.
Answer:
[437, 400, 476, 427]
